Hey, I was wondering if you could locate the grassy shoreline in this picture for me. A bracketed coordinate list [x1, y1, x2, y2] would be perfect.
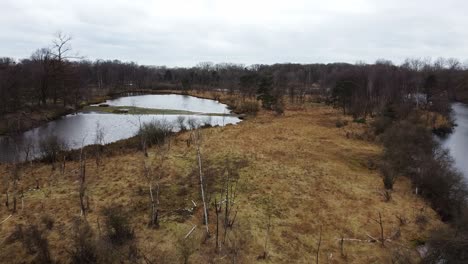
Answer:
[0, 90, 242, 136]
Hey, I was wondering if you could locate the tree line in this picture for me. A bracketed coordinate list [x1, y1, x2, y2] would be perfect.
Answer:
[2, 34, 468, 119]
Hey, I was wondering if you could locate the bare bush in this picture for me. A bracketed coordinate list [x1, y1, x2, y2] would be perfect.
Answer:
[381, 163, 397, 190]
[187, 117, 200, 130]
[423, 223, 468, 264]
[391, 247, 415, 264]
[39, 134, 67, 165]
[381, 116, 468, 220]
[335, 119, 348, 128]
[69, 219, 97, 264]
[102, 206, 135, 246]
[137, 119, 173, 148]
[177, 236, 197, 264]
[177, 116, 187, 131]
[40, 214, 55, 230]
[94, 122, 105, 167]
[381, 190, 392, 202]
[235, 100, 260, 115]
[6, 224, 53, 263]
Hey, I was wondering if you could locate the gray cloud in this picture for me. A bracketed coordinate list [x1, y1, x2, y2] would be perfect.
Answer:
[1, 0, 467, 66]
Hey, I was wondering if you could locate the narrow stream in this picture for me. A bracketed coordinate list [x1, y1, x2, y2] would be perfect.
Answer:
[440, 103, 468, 179]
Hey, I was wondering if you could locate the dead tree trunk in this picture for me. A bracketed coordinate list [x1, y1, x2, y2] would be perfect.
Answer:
[316, 225, 322, 264]
[20, 189, 24, 212]
[197, 147, 210, 236]
[215, 197, 220, 252]
[61, 155, 66, 175]
[12, 182, 17, 214]
[143, 150, 166, 228]
[222, 168, 239, 244]
[223, 174, 229, 243]
[149, 183, 158, 227]
[261, 213, 272, 259]
[340, 234, 345, 257]
[11, 164, 20, 214]
[79, 147, 87, 217]
[195, 130, 210, 236]
[5, 192, 9, 209]
[371, 212, 385, 247]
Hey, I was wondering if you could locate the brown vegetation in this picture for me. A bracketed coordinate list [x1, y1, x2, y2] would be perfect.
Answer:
[0, 96, 444, 263]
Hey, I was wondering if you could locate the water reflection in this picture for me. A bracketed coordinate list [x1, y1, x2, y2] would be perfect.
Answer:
[441, 103, 468, 179]
[0, 95, 240, 162]
[102, 94, 229, 113]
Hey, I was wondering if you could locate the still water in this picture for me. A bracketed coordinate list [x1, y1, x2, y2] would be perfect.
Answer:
[441, 103, 468, 179]
[0, 94, 240, 162]
[101, 94, 230, 114]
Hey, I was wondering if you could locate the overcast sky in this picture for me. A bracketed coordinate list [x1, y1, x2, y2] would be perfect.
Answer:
[1, 0, 467, 66]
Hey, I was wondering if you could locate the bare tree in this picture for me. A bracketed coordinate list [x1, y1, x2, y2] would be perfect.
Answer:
[11, 163, 20, 214]
[370, 212, 385, 247]
[260, 198, 273, 259]
[193, 127, 210, 237]
[222, 168, 239, 244]
[78, 141, 88, 217]
[315, 225, 322, 264]
[139, 121, 171, 228]
[51, 32, 77, 62]
[1, 171, 9, 209]
[31, 48, 53, 105]
[142, 150, 167, 228]
[94, 122, 105, 168]
[214, 197, 221, 252]
[50, 32, 82, 105]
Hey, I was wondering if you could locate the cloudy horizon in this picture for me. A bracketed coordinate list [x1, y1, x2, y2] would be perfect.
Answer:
[2, 0, 467, 67]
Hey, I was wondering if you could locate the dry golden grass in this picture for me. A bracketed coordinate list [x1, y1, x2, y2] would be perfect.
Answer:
[0, 95, 444, 263]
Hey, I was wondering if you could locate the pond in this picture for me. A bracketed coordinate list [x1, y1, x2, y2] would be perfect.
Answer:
[0, 94, 241, 162]
[101, 94, 230, 114]
[440, 103, 468, 179]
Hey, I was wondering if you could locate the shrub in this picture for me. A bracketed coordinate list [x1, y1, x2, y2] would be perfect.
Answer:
[187, 117, 200, 130]
[236, 100, 260, 115]
[382, 117, 468, 220]
[40, 214, 55, 230]
[273, 98, 285, 115]
[26, 225, 53, 263]
[177, 237, 196, 264]
[391, 248, 415, 264]
[415, 213, 428, 227]
[335, 119, 348, 128]
[372, 104, 398, 135]
[381, 164, 397, 190]
[381, 190, 392, 202]
[353, 117, 366, 124]
[69, 219, 97, 264]
[137, 119, 173, 147]
[424, 210, 468, 263]
[372, 115, 393, 135]
[6, 224, 53, 263]
[432, 122, 454, 136]
[176, 116, 187, 131]
[102, 206, 134, 246]
[39, 134, 67, 163]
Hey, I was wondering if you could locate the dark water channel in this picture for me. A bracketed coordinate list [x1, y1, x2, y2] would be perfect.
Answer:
[440, 103, 468, 179]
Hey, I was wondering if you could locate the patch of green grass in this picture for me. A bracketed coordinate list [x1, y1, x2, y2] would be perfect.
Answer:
[81, 105, 235, 117]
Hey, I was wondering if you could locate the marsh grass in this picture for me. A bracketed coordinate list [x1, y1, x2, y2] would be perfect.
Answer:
[0, 91, 444, 263]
